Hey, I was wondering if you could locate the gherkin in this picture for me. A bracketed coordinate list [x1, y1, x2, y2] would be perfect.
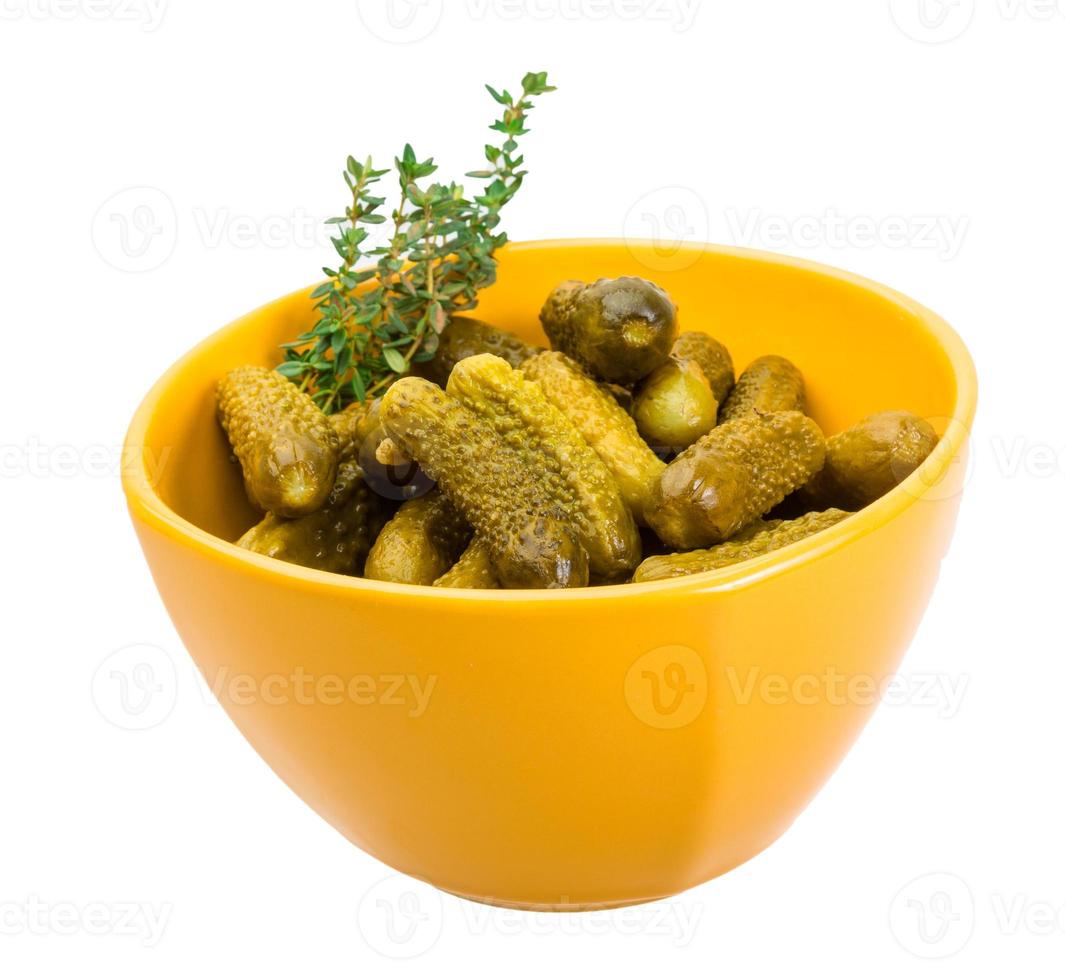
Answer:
[539, 277, 678, 384]
[671, 331, 735, 404]
[331, 397, 381, 463]
[418, 316, 540, 386]
[521, 351, 665, 525]
[802, 410, 939, 509]
[632, 356, 718, 453]
[236, 461, 388, 575]
[634, 509, 850, 582]
[379, 377, 589, 589]
[446, 354, 640, 577]
[433, 536, 500, 589]
[364, 489, 472, 586]
[648, 411, 826, 549]
[217, 365, 339, 517]
[719, 355, 805, 423]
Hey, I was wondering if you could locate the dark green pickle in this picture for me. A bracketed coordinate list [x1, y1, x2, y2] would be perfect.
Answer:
[237, 461, 388, 575]
[539, 277, 678, 384]
[364, 488, 472, 586]
[417, 316, 540, 387]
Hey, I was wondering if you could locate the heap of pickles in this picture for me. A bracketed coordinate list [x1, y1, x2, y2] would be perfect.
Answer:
[217, 275, 939, 588]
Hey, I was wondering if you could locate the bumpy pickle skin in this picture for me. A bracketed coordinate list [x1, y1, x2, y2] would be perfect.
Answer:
[331, 398, 381, 462]
[719, 355, 805, 423]
[539, 277, 678, 384]
[418, 316, 540, 386]
[633, 357, 718, 453]
[236, 462, 387, 575]
[648, 411, 827, 549]
[446, 354, 640, 577]
[521, 351, 665, 525]
[433, 536, 500, 589]
[364, 488, 472, 586]
[217, 366, 339, 517]
[379, 377, 589, 589]
[803, 410, 939, 509]
[634, 508, 850, 582]
[671, 331, 735, 404]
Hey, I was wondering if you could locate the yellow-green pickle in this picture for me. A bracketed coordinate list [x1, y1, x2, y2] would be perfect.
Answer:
[648, 411, 827, 549]
[633, 357, 718, 452]
[364, 489, 472, 585]
[379, 377, 589, 589]
[521, 351, 665, 524]
[418, 316, 540, 386]
[446, 353, 640, 577]
[634, 508, 851, 581]
[671, 331, 735, 403]
[237, 462, 387, 574]
[803, 410, 939, 509]
[539, 277, 678, 384]
[217, 365, 339, 517]
[433, 537, 500, 589]
[719, 354, 805, 423]
[331, 397, 380, 462]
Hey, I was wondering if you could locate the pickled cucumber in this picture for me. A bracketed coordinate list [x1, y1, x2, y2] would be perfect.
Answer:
[379, 377, 589, 588]
[446, 353, 640, 577]
[648, 411, 827, 548]
[633, 357, 717, 453]
[217, 365, 339, 517]
[364, 488, 472, 586]
[331, 398, 380, 462]
[634, 508, 850, 581]
[803, 411, 938, 509]
[419, 316, 539, 386]
[671, 331, 735, 404]
[236, 461, 387, 575]
[521, 351, 665, 525]
[719, 355, 805, 423]
[539, 277, 678, 384]
[433, 536, 500, 589]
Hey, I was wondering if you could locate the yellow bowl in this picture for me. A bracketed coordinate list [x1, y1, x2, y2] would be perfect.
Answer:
[123, 240, 976, 910]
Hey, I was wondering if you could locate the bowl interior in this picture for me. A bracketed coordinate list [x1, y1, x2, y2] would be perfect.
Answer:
[136, 240, 970, 549]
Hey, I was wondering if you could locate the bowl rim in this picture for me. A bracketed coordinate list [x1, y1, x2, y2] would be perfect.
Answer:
[123, 238, 977, 602]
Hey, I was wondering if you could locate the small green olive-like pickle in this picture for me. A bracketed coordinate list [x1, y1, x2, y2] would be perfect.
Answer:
[539, 277, 678, 384]
[633, 357, 718, 453]
[802, 410, 939, 509]
[217, 365, 339, 517]
[648, 410, 827, 549]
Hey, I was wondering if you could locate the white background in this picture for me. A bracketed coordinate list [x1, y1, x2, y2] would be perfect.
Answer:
[2, 0, 1062, 975]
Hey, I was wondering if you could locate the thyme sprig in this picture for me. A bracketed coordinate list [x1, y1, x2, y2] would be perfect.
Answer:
[279, 71, 556, 412]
